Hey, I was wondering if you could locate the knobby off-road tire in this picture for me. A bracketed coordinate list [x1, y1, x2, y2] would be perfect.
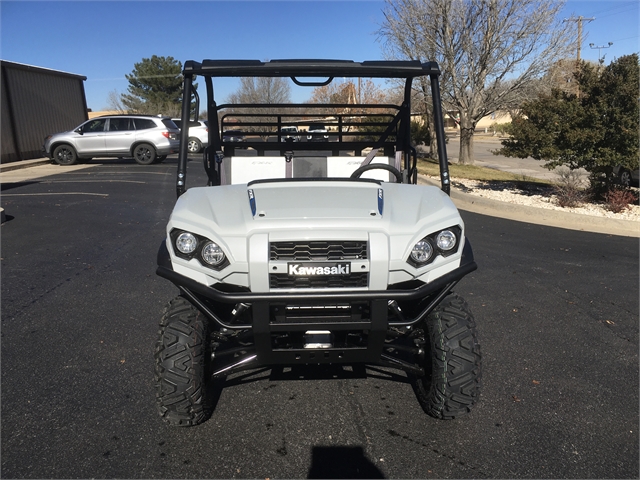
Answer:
[154, 296, 214, 426]
[410, 293, 482, 419]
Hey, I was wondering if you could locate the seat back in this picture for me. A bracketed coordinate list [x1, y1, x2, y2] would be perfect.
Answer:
[226, 155, 395, 184]
[327, 156, 393, 182]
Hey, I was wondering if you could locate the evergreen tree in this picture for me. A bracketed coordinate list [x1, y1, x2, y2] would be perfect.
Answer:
[121, 55, 184, 116]
[497, 54, 639, 185]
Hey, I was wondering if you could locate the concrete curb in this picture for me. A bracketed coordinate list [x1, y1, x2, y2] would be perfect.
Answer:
[0, 158, 51, 173]
[418, 175, 639, 238]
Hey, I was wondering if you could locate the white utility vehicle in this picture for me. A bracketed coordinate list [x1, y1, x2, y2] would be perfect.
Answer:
[155, 59, 482, 426]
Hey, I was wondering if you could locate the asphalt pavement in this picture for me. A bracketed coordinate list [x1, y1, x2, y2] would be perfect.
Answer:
[0, 158, 638, 479]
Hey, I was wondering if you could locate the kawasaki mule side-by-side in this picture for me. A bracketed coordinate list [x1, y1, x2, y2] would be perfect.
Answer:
[154, 59, 481, 426]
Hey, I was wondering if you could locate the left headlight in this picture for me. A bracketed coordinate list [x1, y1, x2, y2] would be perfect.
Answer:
[407, 226, 462, 268]
[170, 229, 229, 270]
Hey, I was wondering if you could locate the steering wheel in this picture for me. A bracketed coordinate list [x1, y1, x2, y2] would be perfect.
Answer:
[350, 163, 403, 183]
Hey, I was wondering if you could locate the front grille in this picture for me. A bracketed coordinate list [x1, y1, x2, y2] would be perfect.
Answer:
[270, 241, 368, 261]
[270, 272, 368, 289]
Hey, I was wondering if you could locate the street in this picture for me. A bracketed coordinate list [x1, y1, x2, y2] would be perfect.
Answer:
[444, 134, 595, 184]
[1, 158, 638, 478]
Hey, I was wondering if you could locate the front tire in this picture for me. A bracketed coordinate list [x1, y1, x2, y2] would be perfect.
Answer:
[410, 293, 482, 419]
[52, 144, 78, 165]
[133, 143, 157, 165]
[155, 297, 213, 426]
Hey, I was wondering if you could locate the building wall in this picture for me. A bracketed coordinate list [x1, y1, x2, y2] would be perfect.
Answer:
[1, 61, 88, 163]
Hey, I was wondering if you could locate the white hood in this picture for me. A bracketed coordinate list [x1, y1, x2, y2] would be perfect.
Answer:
[169, 180, 459, 236]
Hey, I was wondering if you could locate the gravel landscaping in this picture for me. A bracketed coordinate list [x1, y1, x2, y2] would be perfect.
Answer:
[433, 176, 640, 222]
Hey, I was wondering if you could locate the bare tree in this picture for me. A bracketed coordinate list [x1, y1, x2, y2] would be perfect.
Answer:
[106, 89, 127, 113]
[308, 79, 387, 104]
[379, 0, 574, 164]
[225, 77, 292, 136]
[227, 77, 291, 104]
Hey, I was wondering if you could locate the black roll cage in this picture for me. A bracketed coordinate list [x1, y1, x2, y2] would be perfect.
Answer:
[176, 59, 450, 197]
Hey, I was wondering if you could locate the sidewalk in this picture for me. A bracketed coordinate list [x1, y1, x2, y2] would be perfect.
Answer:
[444, 134, 589, 183]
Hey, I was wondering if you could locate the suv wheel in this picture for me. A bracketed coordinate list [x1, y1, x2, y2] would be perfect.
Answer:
[155, 296, 214, 426]
[133, 143, 157, 165]
[187, 138, 202, 153]
[53, 144, 78, 166]
[410, 293, 481, 419]
[619, 169, 632, 187]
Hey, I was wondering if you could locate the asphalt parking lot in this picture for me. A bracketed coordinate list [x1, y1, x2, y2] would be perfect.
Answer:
[1, 158, 638, 479]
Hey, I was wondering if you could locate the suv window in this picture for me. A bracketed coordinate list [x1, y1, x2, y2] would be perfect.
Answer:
[162, 119, 179, 129]
[108, 118, 133, 131]
[134, 118, 156, 130]
[82, 119, 107, 133]
[309, 124, 325, 131]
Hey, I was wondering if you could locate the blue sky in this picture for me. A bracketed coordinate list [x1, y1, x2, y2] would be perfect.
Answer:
[1, 0, 638, 111]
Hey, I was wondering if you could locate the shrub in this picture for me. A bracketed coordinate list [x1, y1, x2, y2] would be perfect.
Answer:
[490, 122, 511, 137]
[604, 187, 638, 213]
[553, 168, 589, 208]
[411, 120, 431, 146]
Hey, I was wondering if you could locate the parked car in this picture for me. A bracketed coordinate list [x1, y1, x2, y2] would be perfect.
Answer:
[281, 126, 300, 142]
[306, 123, 329, 142]
[613, 164, 639, 187]
[171, 118, 209, 153]
[43, 115, 180, 165]
[222, 130, 245, 143]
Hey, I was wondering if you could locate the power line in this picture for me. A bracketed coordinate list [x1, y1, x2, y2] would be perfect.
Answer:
[583, 2, 637, 18]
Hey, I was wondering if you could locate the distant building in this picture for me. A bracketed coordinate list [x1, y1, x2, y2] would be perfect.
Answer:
[1, 60, 87, 163]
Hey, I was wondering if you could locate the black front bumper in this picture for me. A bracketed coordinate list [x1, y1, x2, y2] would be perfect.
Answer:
[156, 240, 476, 368]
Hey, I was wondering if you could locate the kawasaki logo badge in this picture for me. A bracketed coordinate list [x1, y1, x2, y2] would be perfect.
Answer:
[288, 262, 351, 276]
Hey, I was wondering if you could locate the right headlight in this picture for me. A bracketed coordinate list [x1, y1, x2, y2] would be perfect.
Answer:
[407, 226, 462, 268]
[170, 229, 229, 270]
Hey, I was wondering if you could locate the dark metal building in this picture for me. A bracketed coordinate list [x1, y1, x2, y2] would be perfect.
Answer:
[1, 60, 88, 163]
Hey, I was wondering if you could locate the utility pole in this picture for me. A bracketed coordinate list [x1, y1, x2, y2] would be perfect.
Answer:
[564, 16, 596, 61]
[563, 16, 595, 96]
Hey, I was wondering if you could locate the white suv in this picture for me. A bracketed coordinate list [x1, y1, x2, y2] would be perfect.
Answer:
[281, 126, 300, 142]
[306, 123, 329, 142]
[43, 115, 180, 165]
[171, 118, 209, 153]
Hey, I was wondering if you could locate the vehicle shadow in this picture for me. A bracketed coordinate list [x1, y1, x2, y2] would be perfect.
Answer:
[1, 181, 40, 191]
[308, 445, 385, 479]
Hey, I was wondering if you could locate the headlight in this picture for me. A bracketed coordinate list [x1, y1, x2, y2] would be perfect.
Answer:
[170, 229, 228, 270]
[410, 240, 433, 264]
[175, 232, 198, 254]
[201, 241, 225, 266]
[407, 226, 462, 267]
[436, 230, 457, 251]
